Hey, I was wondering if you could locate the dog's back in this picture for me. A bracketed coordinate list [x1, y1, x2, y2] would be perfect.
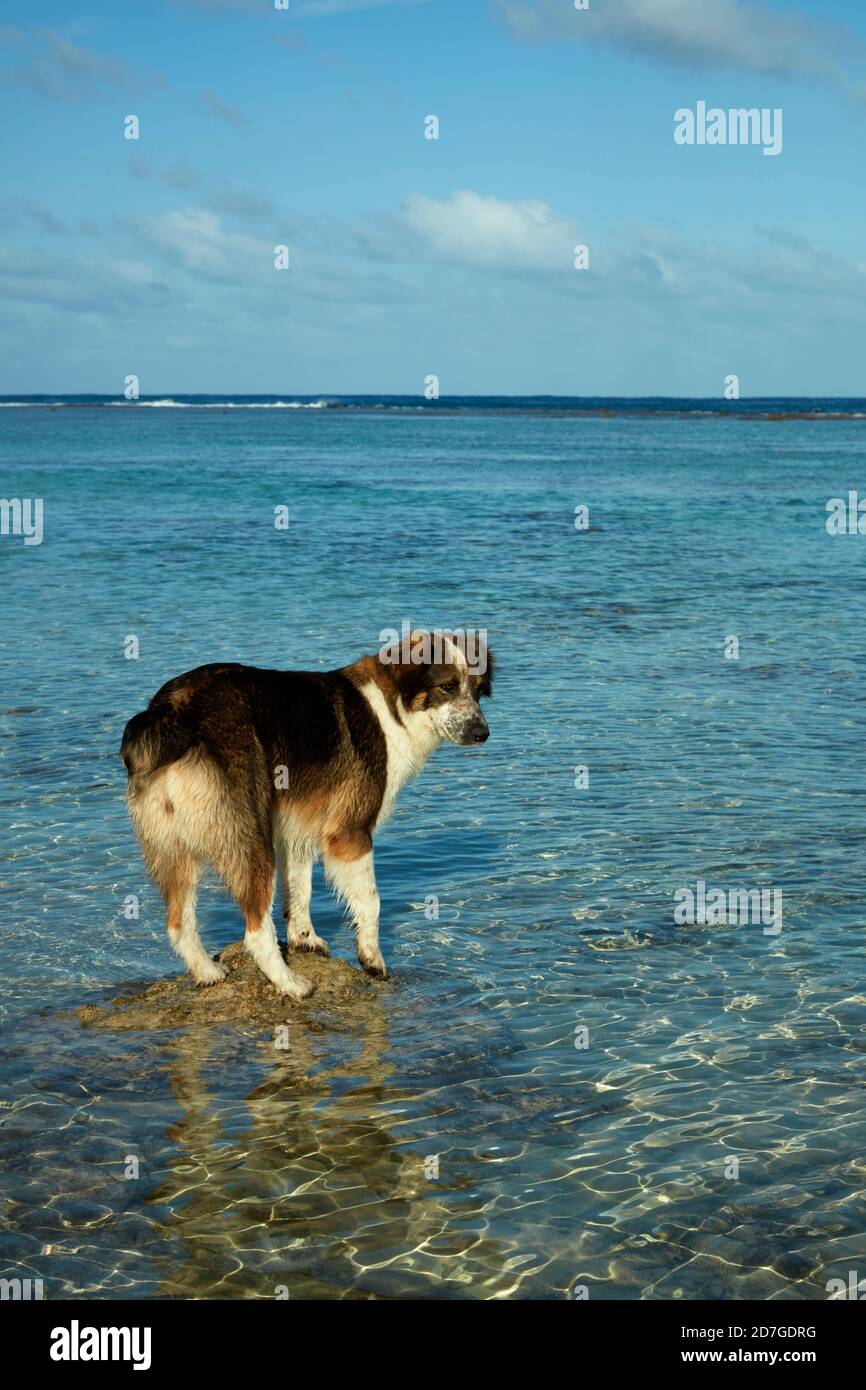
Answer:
[122, 661, 362, 781]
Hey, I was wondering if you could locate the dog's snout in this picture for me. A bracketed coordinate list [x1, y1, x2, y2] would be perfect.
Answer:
[469, 719, 489, 744]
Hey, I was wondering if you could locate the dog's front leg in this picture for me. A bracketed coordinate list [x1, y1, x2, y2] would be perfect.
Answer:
[323, 833, 386, 978]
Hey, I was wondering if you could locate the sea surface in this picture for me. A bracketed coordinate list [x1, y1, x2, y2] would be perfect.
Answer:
[2, 396, 866, 1300]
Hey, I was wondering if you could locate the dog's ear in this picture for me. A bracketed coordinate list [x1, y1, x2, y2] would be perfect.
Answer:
[391, 660, 435, 706]
[477, 645, 494, 698]
[451, 630, 493, 697]
[377, 630, 441, 707]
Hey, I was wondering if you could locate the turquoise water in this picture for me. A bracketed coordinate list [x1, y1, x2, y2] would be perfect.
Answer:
[2, 402, 866, 1299]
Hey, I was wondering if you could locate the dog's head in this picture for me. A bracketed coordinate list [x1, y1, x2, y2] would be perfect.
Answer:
[377, 628, 494, 745]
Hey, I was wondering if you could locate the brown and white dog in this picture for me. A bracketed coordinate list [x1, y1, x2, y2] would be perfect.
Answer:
[120, 630, 493, 999]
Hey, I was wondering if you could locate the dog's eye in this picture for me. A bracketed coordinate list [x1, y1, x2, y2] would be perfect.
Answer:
[439, 679, 460, 695]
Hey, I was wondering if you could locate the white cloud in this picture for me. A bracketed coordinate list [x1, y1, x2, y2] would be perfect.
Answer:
[402, 190, 579, 271]
[8, 27, 159, 103]
[127, 208, 268, 278]
[4, 191, 866, 392]
[399, 189, 866, 315]
[495, 0, 863, 95]
[0, 244, 169, 312]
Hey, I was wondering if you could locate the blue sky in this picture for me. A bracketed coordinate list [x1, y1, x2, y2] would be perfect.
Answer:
[1, 0, 865, 394]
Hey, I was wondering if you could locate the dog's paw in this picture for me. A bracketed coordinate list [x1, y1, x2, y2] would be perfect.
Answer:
[273, 971, 314, 1001]
[194, 959, 227, 986]
[289, 930, 330, 958]
[358, 948, 387, 980]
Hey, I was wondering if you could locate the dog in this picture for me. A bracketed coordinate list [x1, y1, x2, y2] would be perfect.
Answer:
[120, 629, 493, 999]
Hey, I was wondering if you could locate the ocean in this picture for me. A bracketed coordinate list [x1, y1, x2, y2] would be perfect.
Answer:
[2, 396, 866, 1300]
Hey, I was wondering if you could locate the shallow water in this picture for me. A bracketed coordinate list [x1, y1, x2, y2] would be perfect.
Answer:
[2, 403, 866, 1299]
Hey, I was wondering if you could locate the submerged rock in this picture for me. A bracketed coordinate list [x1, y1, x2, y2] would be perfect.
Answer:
[77, 940, 381, 1032]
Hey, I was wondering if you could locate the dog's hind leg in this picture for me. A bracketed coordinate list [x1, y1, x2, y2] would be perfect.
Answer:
[275, 839, 329, 957]
[162, 853, 226, 986]
[192, 752, 313, 1000]
[322, 831, 386, 978]
[128, 760, 225, 985]
[227, 847, 313, 1000]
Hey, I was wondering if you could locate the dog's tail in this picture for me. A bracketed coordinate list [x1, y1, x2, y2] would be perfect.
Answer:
[120, 702, 198, 778]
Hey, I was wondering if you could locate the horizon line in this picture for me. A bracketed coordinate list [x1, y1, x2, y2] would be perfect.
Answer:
[3, 393, 866, 402]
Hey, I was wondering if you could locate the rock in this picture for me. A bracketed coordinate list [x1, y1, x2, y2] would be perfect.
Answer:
[76, 940, 381, 1032]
